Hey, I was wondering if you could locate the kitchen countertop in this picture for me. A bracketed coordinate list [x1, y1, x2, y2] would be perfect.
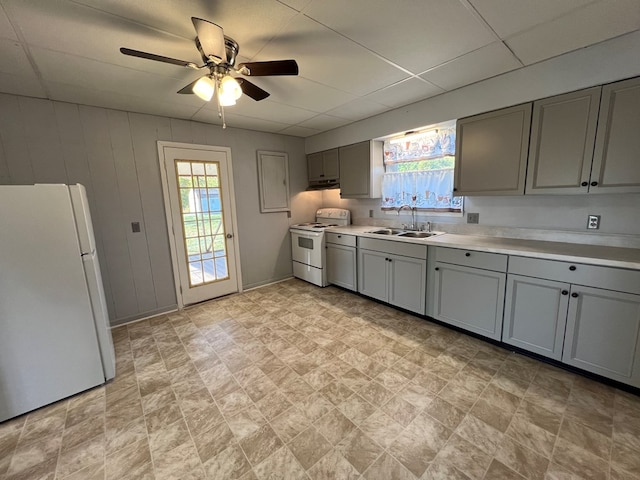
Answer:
[326, 226, 640, 270]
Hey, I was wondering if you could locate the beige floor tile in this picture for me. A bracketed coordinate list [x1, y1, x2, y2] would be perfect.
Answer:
[3, 280, 638, 480]
[287, 426, 332, 470]
[363, 452, 416, 480]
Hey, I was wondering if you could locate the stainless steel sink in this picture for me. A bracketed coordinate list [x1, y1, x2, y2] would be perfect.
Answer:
[397, 231, 438, 238]
[369, 228, 405, 235]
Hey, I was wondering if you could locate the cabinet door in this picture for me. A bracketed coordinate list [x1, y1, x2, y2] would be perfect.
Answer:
[322, 149, 340, 179]
[388, 254, 426, 315]
[433, 262, 506, 340]
[454, 103, 532, 196]
[503, 275, 570, 360]
[563, 286, 640, 387]
[339, 141, 370, 198]
[591, 77, 640, 194]
[526, 87, 601, 195]
[358, 249, 388, 302]
[307, 152, 324, 181]
[326, 244, 357, 291]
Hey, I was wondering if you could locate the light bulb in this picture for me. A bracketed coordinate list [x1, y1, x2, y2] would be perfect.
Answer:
[219, 76, 242, 101]
[192, 76, 215, 101]
[218, 94, 236, 106]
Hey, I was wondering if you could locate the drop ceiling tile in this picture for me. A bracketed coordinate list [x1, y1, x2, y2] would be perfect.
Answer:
[506, 0, 640, 65]
[30, 47, 205, 106]
[304, 0, 496, 73]
[0, 39, 47, 97]
[278, 125, 322, 137]
[70, 0, 298, 59]
[3, 0, 201, 72]
[297, 114, 351, 131]
[249, 75, 357, 113]
[197, 97, 317, 125]
[46, 81, 200, 119]
[277, 0, 314, 13]
[192, 108, 291, 133]
[420, 42, 522, 91]
[324, 98, 390, 121]
[254, 14, 407, 96]
[364, 77, 444, 109]
[467, 0, 596, 38]
[0, 4, 18, 41]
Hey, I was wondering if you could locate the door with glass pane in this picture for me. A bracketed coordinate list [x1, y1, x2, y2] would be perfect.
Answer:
[158, 142, 240, 306]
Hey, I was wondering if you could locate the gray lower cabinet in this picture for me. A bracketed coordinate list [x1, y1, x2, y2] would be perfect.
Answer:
[503, 275, 569, 360]
[563, 286, 640, 386]
[432, 247, 508, 340]
[507, 256, 640, 387]
[358, 237, 427, 314]
[325, 233, 357, 291]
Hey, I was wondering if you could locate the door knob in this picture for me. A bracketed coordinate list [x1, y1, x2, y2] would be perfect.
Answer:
[561, 290, 569, 295]
[226, 233, 233, 239]
[571, 292, 579, 298]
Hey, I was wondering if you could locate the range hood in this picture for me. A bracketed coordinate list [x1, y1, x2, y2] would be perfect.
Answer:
[306, 180, 339, 191]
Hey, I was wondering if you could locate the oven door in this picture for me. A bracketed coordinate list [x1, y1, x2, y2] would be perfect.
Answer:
[290, 229, 324, 268]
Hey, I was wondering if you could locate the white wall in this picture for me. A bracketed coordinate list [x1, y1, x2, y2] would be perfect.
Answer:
[0, 95, 321, 325]
[310, 30, 640, 240]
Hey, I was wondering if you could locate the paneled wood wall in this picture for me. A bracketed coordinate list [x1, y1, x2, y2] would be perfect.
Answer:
[0, 94, 316, 325]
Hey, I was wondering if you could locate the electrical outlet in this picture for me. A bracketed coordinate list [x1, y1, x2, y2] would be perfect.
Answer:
[587, 214, 600, 230]
[467, 212, 479, 224]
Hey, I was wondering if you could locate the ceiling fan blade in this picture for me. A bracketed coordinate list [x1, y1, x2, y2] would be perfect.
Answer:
[120, 47, 196, 68]
[177, 78, 201, 94]
[237, 60, 298, 76]
[237, 78, 270, 101]
[192, 17, 226, 63]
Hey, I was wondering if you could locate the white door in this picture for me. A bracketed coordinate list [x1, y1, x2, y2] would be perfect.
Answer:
[158, 142, 241, 307]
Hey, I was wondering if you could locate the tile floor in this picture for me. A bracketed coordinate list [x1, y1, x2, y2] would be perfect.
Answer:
[1, 279, 640, 480]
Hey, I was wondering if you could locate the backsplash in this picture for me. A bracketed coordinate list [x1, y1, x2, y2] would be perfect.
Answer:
[321, 190, 640, 249]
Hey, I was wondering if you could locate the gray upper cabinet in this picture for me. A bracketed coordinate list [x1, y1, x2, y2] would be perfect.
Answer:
[454, 103, 532, 196]
[525, 87, 601, 195]
[307, 148, 339, 183]
[591, 76, 640, 194]
[338, 140, 384, 199]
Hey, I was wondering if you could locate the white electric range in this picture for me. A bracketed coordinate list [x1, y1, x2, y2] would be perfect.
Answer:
[290, 208, 351, 287]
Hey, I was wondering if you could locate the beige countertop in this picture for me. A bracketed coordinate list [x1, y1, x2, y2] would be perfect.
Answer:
[326, 226, 640, 270]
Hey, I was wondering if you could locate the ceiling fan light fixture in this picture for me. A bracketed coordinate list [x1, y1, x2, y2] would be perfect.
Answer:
[193, 76, 215, 101]
[220, 75, 242, 99]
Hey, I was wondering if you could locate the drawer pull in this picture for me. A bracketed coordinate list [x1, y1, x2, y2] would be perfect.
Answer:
[435, 267, 440, 271]
[581, 181, 588, 186]
[571, 292, 579, 298]
[590, 181, 598, 187]
[569, 266, 577, 271]
[561, 290, 569, 295]
[465, 252, 471, 257]
[337, 235, 342, 238]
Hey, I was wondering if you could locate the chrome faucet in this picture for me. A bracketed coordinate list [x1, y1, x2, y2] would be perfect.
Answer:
[397, 204, 417, 230]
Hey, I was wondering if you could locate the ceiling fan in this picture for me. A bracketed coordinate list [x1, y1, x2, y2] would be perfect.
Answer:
[120, 17, 299, 126]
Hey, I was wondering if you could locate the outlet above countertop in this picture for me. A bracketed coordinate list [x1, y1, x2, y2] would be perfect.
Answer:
[324, 226, 640, 270]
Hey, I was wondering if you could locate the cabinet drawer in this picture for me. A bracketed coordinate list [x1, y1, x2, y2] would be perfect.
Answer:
[434, 247, 507, 272]
[325, 232, 356, 247]
[358, 237, 427, 259]
[509, 256, 640, 295]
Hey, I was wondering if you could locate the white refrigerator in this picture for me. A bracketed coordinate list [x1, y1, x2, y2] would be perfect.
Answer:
[0, 184, 116, 422]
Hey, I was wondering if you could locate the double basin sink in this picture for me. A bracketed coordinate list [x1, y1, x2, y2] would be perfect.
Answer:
[366, 228, 440, 238]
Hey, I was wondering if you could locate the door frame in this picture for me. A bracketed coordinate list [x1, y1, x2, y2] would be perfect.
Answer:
[157, 141, 243, 309]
